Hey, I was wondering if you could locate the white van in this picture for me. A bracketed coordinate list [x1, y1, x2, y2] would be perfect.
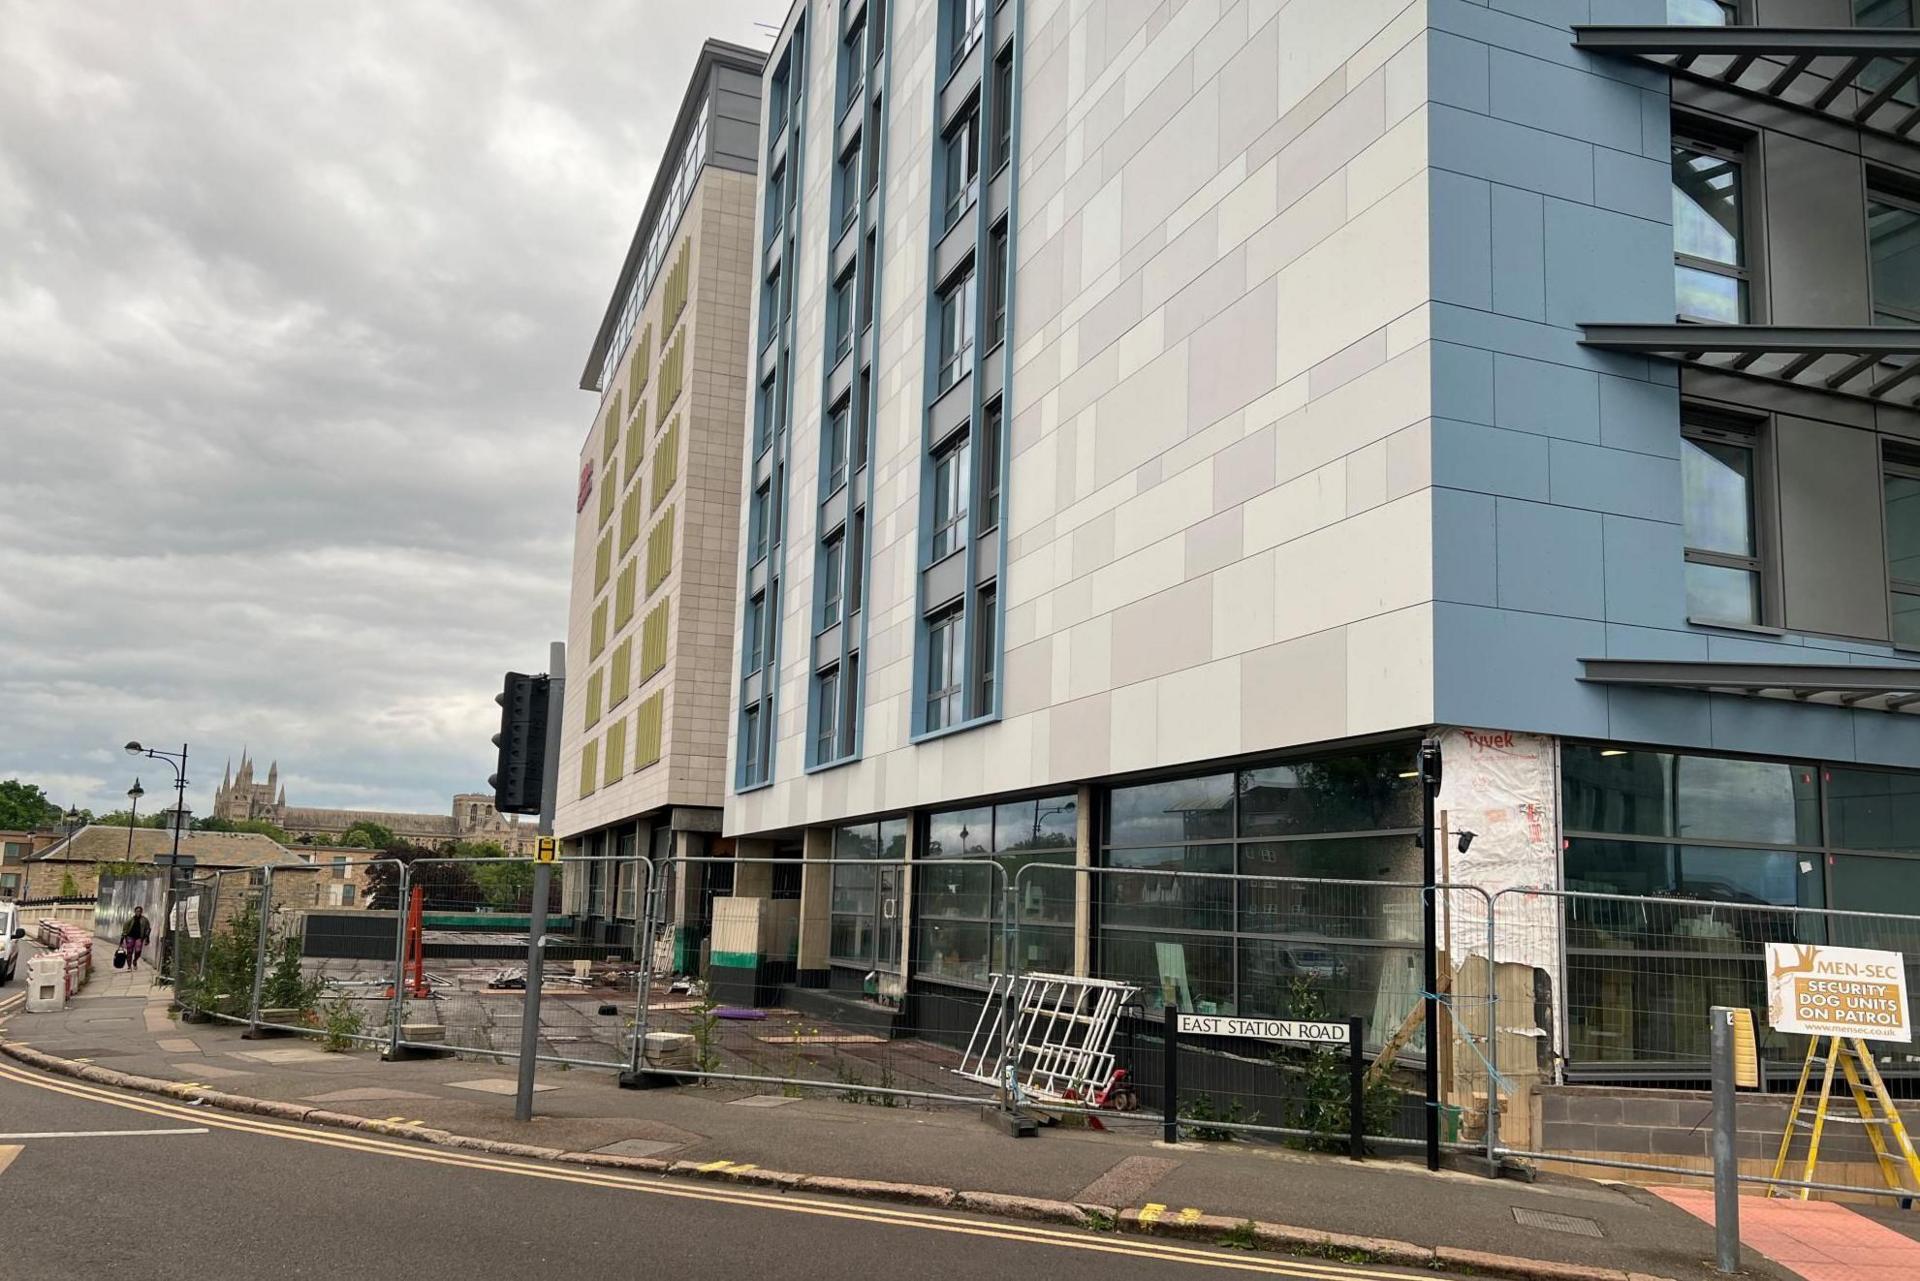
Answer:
[0, 901, 25, 985]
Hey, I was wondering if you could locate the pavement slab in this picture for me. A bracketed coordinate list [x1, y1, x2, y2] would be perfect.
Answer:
[301, 1087, 436, 1103]
[1655, 1186, 1920, 1281]
[447, 1077, 558, 1095]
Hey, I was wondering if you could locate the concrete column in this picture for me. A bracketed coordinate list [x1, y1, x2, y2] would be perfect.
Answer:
[1073, 784, 1095, 978]
[796, 826, 832, 981]
[732, 837, 777, 898]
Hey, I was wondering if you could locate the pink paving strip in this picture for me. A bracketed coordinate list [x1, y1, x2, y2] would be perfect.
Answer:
[1655, 1186, 1920, 1281]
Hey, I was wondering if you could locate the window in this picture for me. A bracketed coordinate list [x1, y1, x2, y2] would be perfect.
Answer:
[825, 400, 849, 492]
[950, 0, 985, 69]
[936, 267, 976, 392]
[838, 147, 861, 233]
[740, 704, 767, 788]
[766, 164, 786, 245]
[848, 513, 866, 616]
[991, 52, 1013, 172]
[831, 269, 855, 360]
[918, 794, 1077, 985]
[749, 482, 771, 563]
[858, 232, 877, 330]
[979, 400, 1002, 530]
[1097, 745, 1424, 1026]
[1681, 419, 1763, 625]
[1868, 190, 1920, 326]
[1857, 3, 1919, 104]
[866, 98, 884, 196]
[853, 371, 872, 474]
[1672, 137, 1748, 323]
[814, 667, 840, 762]
[829, 819, 908, 964]
[973, 587, 996, 715]
[843, 23, 866, 114]
[840, 653, 861, 756]
[931, 434, 970, 560]
[942, 109, 980, 230]
[870, 0, 887, 62]
[986, 225, 1009, 346]
[1888, 450, 1920, 647]
[340, 884, 355, 906]
[1668, 0, 1737, 21]
[821, 535, 845, 628]
[925, 608, 964, 731]
[744, 592, 768, 672]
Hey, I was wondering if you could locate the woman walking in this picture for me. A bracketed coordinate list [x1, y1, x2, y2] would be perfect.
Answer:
[120, 904, 151, 970]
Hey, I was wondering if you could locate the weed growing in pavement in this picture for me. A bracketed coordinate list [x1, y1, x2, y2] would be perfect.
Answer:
[1272, 979, 1399, 1153]
[1218, 1221, 1258, 1251]
[1178, 1094, 1259, 1141]
[320, 993, 366, 1052]
[689, 990, 722, 1076]
[1082, 1210, 1117, 1233]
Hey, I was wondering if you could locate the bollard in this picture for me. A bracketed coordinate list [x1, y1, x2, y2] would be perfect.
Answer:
[1709, 1006, 1742, 1275]
[1162, 1003, 1180, 1145]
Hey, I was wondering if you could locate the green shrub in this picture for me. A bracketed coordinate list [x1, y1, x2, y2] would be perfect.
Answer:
[321, 994, 366, 1052]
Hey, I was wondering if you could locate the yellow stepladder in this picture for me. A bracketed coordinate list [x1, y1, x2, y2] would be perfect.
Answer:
[1768, 1035, 1920, 1202]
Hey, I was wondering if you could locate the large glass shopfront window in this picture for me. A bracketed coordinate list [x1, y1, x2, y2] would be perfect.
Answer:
[918, 795, 1076, 985]
[1097, 743, 1423, 1038]
[1561, 745, 1920, 1072]
[830, 818, 908, 967]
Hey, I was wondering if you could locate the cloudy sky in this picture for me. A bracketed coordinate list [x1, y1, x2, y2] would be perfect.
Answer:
[0, 2, 788, 818]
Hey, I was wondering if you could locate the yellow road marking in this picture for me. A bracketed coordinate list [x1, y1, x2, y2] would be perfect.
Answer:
[0, 1061, 1415, 1281]
[1178, 1208, 1203, 1224]
[1140, 1203, 1167, 1224]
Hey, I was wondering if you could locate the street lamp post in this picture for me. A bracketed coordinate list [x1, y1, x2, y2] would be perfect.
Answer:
[125, 741, 189, 985]
[124, 780, 145, 862]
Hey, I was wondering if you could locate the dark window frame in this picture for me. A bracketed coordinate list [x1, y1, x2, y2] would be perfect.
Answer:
[1671, 129, 1753, 324]
[1680, 412, 1771, 627]
[924, 606, 964, 731]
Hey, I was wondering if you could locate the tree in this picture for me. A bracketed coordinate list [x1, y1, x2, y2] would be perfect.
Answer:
[89, 810, 169, 830]
[0, 779, 64, 830]
[361, 842, 480, 911]
[337, 820, 398, 850]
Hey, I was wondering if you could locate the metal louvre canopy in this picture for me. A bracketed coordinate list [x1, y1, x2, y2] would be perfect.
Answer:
[1579, 324, 1920, 406]
[1573, 26, 1920, 142]
[1580, 658, 1920, 714]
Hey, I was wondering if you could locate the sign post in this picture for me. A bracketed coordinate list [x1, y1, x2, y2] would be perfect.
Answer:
[513, 641, 565, 1124]
[1709, 1007, 1742, 1276]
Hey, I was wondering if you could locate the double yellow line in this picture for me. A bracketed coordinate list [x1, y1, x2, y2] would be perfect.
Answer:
[0, 1058, 1412, 1279]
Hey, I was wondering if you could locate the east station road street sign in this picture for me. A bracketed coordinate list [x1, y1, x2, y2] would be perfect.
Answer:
[1175, 1014, 1351, 1045]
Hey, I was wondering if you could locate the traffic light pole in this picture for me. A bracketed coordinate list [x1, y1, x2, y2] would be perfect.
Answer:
[515, 641, 565, 1124]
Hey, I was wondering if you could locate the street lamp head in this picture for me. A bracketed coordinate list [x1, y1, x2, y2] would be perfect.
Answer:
[125, 740, 144, 757]
[65, 806, 80, 823]
[128, 779, 145, 802]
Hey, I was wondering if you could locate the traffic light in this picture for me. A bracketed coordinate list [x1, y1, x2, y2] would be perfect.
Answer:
[490, 671, 551, 814]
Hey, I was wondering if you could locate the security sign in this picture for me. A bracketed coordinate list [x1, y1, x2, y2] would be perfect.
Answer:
[1766, 943, 1911, 1043]
[1176, 1014, 1350, 1045]
[535, 836, 558, 864]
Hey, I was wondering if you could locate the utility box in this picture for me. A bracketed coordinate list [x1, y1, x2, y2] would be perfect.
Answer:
[707, 897, 776, 1007]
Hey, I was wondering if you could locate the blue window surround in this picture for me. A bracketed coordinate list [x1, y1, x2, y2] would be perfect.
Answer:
[737, 21, 808, 794]
[806, 0, 897, 775]
[910, 0, 1019, 745]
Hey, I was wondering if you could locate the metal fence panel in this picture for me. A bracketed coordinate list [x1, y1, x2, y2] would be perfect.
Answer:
[388, 855, 644, 1068]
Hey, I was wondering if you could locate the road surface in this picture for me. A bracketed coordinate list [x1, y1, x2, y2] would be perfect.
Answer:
[0, 1056, 1446, 1279]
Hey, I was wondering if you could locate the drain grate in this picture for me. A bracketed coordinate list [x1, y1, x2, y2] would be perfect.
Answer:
[1511, 1207, 1605, 1238]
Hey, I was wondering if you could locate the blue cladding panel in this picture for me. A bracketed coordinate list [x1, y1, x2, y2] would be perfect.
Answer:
[1490, 184, 1545, 323]
[1492, 354, 1599, 442]
[1597, 373, 1679, 458]
[1547, 439, 1681, 523]
[1434, 488, 1498, 607]
[1432, 170, 1492, 310]
[1601, 514, 1685, 628]
[1495, 498, 1604, 620]
[1432, 602, 1612, 736]
[1431, 418, 1550, 502]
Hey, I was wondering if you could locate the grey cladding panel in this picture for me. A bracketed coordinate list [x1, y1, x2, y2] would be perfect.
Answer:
[711, 117, 762, 169]
[1776, 415, 1889, 642]
[1762, 133, 1870, 327]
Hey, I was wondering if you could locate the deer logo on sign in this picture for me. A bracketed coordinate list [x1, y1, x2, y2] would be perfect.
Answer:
[1771, 944, 1819, 984]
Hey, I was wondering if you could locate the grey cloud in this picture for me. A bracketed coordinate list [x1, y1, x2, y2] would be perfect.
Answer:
[0, 0, 787, 815]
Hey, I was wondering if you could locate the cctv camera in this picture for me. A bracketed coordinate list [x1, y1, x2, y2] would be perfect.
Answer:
[1456, 831, 1476, 855]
